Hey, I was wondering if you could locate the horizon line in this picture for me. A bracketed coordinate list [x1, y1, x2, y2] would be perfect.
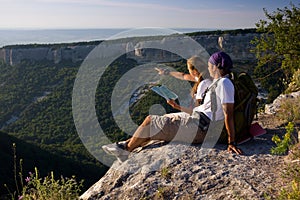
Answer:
[0, 27, 256, 31]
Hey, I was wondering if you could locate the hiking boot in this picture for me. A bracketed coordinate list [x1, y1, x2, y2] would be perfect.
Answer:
[102, 141, 129, 162]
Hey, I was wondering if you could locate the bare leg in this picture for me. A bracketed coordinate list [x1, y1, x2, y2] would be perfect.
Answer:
[127, 116, 152, 152]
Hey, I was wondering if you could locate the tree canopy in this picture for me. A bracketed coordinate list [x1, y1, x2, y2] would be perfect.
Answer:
[251, 3, 300, 101]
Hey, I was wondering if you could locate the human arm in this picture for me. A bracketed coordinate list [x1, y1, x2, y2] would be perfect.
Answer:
[222, 103, 243, 155]
[155, 68, 197, 82]
[167, 99, 193, 115]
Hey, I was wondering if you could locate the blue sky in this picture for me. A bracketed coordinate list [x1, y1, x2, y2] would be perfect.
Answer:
[0, 0, 297, 29]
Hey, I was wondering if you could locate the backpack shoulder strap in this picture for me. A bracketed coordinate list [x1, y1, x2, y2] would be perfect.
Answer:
[209, 78, 222, 121]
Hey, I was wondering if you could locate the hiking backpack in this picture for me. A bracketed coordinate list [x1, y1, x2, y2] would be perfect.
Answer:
[214, 71, 258, 143]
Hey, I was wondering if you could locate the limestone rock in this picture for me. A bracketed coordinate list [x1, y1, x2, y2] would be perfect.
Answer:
[265, 91, 300, 115]
[80, 132, 282, 200]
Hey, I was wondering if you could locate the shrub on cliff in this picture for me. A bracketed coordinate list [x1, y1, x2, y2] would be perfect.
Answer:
[251, 3, 300, 102]
[286, 69, 300, 93]
[4, 143, 83, 200]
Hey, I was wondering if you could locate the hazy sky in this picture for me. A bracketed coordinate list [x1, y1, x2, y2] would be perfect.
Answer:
[0, 0, 296, 29]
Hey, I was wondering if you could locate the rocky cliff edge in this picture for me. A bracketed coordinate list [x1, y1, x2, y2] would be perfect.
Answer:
[80, 112, 285, 200]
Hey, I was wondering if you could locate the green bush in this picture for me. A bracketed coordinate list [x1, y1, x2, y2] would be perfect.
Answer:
[271, 122, 294, 155]
[251, 3, 300, 103]
[4, 143, 83, 200]
[17, 167, 83, 200]
[278, 179, 300, 200]
[277, 149, 300, 200]
[270, 121, 300, 199]
[286, 69, 300, 93]
[277, 96, 300, 124]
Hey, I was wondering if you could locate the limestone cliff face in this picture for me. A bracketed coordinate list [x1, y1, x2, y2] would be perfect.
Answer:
[194, 33, 258, 61]
[0, 45, 96, 66]
[0, 33, 260, 66]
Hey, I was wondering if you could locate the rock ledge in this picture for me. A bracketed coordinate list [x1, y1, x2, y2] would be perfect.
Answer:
[80, 119, 283, 200]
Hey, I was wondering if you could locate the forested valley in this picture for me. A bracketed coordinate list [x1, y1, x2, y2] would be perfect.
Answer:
[0, 55, 188, 195]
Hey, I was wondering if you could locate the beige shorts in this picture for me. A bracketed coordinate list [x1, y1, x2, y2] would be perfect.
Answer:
[149, 113, 207, 144]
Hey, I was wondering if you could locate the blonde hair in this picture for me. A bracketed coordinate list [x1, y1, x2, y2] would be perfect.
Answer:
[187, 56, 208, 97]
[187, 56, 208, 78]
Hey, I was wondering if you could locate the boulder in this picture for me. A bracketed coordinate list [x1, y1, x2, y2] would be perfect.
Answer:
[265, 91, 300, 115]
[80, 132, 282, 200]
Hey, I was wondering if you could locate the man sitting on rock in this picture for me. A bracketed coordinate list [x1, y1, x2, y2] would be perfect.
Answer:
[102, 51, 243, 162]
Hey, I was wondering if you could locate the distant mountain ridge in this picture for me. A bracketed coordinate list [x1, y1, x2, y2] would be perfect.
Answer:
[0, 29, 259, 66]
[0, 43, 96, 66]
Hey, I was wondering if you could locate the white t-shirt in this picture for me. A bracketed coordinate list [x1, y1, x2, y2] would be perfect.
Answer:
[195, 79, 212, 100]
[193, 77, 234, 121]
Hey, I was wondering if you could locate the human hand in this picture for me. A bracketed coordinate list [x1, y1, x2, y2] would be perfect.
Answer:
[155, 67, 164, 75]
[227, 144, 243, 155]
[170, 115, 181, 122]
[167, 99, 178, 109]
[155, 67, 170, 75]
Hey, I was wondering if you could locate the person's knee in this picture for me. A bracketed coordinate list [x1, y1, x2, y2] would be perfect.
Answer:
[141, 115, 151, 126]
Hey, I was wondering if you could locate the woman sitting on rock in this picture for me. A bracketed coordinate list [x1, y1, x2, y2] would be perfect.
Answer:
[102, 52, 243, 162]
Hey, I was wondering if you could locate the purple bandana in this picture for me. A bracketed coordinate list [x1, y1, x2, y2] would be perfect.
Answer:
[208, 51, 233, 69]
